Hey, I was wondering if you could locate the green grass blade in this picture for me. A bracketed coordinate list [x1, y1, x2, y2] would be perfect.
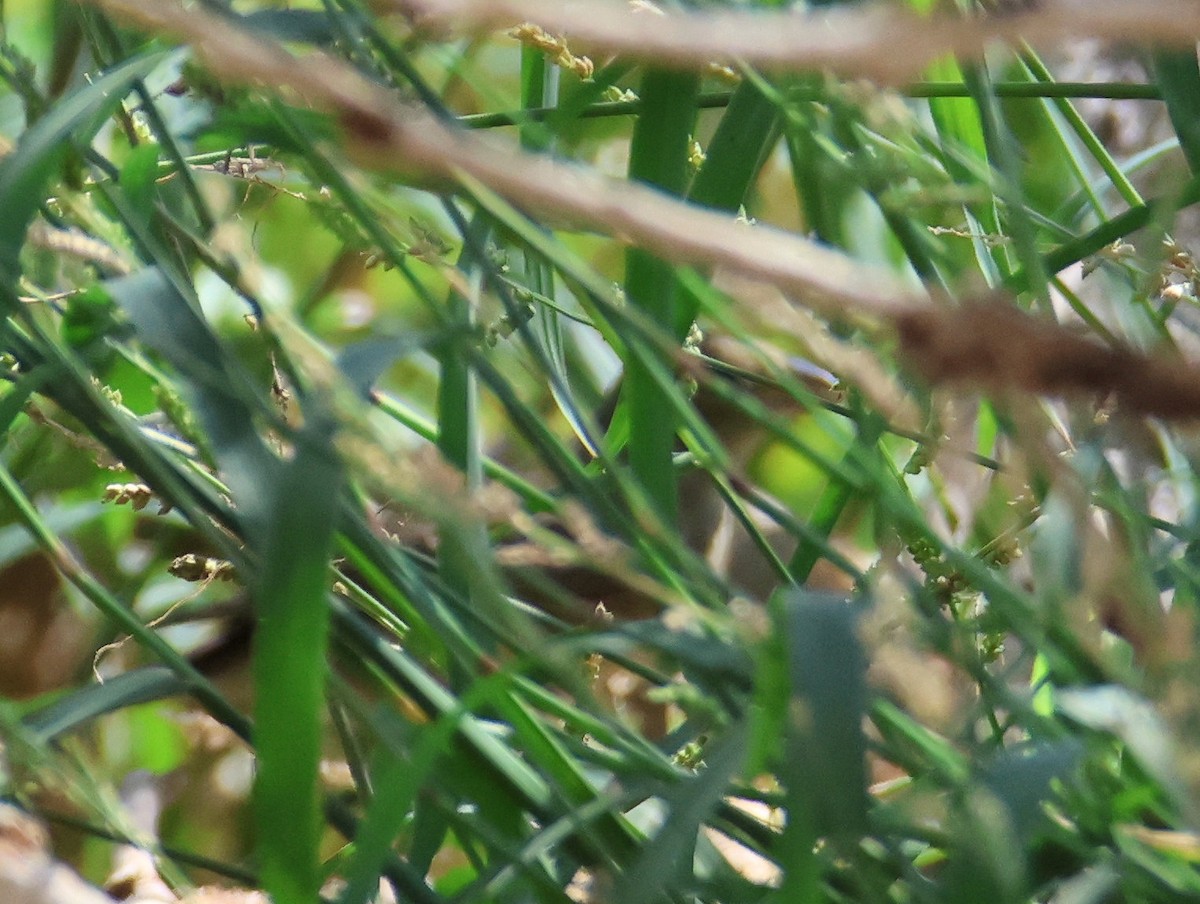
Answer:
[253, 417, 343, 904]
[612, 723, 748, 904]
[623, 69, 699, 523]
[334, 707, 460, 904]
[104, 267, 280, 538]
[778, 590, 869, 843]
[1154, 50, 1200, 175]
[1019, 50, 1140, 210]
[689, 78, 778, 214]
[0, 457, 249, 737]
[435, 216, 488, 624]
[0, 49, 172, 281]
[1009, 174, 1200, 293]
[22, 666, 188, 743]
[787, 411, 883, 582]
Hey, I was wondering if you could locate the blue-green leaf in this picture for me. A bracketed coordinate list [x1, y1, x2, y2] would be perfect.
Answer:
[105, 267, 277, 537]
[23, 667, 188, 744]
[613, 724, 748, 904]
[336, 333, 435, 398]
[979, 740, 1083, 840]
[242, 9, 338, 45]
[1154, 50, 1200, 175]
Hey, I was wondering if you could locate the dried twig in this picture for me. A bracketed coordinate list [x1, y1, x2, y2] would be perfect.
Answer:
[386, 0, 1200, 84]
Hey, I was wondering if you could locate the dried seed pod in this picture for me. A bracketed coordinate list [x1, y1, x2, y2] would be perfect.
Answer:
[169, 554, 236, 583]
[103, 482, 151, 511]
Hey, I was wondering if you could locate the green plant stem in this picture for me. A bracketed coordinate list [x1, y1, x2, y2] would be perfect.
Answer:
[1010, 173, 1200, 293]
[459, 83, 1160, 130]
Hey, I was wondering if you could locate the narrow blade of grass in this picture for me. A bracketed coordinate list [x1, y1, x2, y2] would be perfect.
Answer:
[22, 666, 188, 743]
[0, 49, 172, 281]
[689, 78, 778, 215]
[612, 723, 749, 904]
[253, 416, 343, 904]
[623, 69, 699, 523]
[1154, 50, 1200, 175]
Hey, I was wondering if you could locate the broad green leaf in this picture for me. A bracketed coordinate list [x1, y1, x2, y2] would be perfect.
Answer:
[336, 333, 437, 398]
[60, 283, 119, 349]
[1154, 50, 1200, 175]
[117, 141, 163, 232]
[690, 79, 778, 216]
[105, 267, 278, 537]
[978, 741, 1083, 840]
[1057, 685, 1188, 808]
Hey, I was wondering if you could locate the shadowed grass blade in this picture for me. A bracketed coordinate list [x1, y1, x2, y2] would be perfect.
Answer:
[0, 49, 172, 282]
[253, 416, 343, 904]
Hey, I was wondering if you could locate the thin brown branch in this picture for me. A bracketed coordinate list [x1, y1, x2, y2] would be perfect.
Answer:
[386, 0, 1200, 84]
[85, 0, 923, 323]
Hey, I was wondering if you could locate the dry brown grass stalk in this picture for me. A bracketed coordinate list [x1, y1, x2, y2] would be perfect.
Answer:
[86, 0, 922, 323]
[86, 0, 1200, 420]
[385, 0, 1200, 84]
[896, 300, 1200, 420]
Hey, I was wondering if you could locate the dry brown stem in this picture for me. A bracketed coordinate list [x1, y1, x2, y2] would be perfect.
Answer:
[896, 301, 1200, 420]
[85, 0, 1200, 420]
[386, 0, 1200, 83]
[85, 0, 922, 323]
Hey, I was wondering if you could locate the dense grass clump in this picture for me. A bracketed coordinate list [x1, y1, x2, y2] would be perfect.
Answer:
[2, 2, 1200, 903]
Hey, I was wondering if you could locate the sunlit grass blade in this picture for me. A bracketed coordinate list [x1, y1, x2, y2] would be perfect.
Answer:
[787, 411, 884, 582]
